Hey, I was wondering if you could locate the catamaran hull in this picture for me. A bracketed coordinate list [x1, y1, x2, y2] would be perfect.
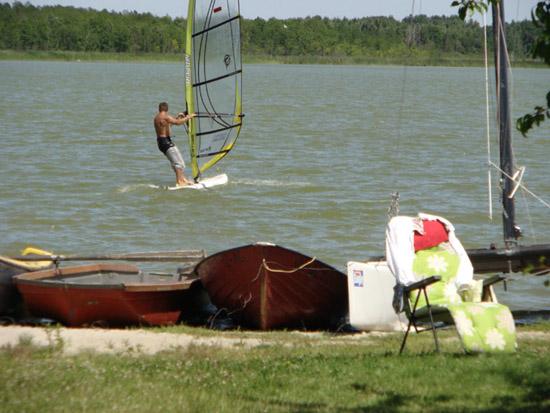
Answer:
[14, 264, 197, 327]
[196, 243, 348, 330]
[467, 244, 550, 274]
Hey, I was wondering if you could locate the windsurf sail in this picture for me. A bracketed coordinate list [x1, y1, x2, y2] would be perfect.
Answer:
[185, 0, 243, 181]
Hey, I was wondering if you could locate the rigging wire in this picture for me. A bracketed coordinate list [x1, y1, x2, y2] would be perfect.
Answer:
[500, 12, 517, 132]
[390, 0, 417, 217]
[520, 189, 539, 244]
[483, 12, 494, 221]
[487, 160, 550, 210]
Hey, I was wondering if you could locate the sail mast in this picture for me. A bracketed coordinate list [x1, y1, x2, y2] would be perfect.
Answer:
[491, 1, 519, 246]
[185, 0, 199, 180]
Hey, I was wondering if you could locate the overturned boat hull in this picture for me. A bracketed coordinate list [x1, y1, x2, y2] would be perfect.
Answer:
[196, 243, 348, 330]
[14, 263, 197, 327]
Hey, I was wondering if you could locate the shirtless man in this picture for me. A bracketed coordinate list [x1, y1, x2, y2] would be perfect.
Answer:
[154, 102, 196, 186]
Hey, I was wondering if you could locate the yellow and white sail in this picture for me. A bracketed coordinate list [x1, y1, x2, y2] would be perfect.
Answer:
[185, 0, 243, 181]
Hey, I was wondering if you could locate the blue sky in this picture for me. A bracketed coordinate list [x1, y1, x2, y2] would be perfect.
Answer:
[14, 0, 539, 21]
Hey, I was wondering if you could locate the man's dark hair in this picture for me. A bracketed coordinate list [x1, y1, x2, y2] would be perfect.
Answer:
[159, 102, 169, 111]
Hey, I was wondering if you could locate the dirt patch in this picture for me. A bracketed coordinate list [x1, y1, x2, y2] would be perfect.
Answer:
[0, 326, 265, 355]
[1, 326, 547, 355]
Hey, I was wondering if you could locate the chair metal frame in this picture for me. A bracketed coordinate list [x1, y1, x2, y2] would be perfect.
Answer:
[399, 274, 506, 354]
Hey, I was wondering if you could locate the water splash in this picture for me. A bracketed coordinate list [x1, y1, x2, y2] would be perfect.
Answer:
[117, 184, 158, 193]
[233, 178, 310, 187]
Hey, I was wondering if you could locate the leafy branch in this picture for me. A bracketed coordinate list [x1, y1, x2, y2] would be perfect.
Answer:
[516, 92, 550, 136]
[451, 0, 489, 20]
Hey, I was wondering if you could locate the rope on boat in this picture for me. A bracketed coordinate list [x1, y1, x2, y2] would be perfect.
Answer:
[207, 293, 252, 328]
[261, 257, 317, 274]
[208, 307, 230, 328]
[251, 257, 318, 282]
[240, 293, 252, 309]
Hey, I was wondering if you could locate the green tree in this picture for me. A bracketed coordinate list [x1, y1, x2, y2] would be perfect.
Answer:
[0, 2, 543, 67]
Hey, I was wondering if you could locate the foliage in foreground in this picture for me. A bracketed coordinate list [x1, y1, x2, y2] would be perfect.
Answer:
[0, 325, 549, 413]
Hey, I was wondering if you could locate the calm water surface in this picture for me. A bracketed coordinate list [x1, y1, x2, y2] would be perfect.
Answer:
[0, 61, 548, 311]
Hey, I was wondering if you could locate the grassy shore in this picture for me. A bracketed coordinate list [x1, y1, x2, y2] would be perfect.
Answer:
[1, 323, 549, 412]
[0, 49, 545, 67]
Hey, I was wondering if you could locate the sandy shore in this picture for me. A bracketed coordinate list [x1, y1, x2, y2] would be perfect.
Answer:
[1, 326, 547, 355]
[0, 326, 265, 355]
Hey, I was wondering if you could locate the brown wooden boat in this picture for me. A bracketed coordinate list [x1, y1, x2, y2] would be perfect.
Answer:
[14, 263, 198, 327]
[196, 243, 348, 330]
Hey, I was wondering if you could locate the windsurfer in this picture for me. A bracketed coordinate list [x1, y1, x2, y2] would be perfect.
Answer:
[154, 102, 196, 186]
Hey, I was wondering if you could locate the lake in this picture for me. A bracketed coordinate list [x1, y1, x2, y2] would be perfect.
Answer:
[0, 60, 548, 311]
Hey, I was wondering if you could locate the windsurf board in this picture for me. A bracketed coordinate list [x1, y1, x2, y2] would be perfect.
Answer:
[149, 174, 228, 191]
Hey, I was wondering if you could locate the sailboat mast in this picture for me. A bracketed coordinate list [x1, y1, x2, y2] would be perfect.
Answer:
[185, 0, 199, 180]
[491, 1, 519, 246]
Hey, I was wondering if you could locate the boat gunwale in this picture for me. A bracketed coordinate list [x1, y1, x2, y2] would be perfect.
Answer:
[14, 263, 196, 292]
[195, 242, 343, 274]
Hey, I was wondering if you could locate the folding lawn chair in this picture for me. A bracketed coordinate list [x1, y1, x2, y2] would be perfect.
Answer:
[386, 213, 516, 354]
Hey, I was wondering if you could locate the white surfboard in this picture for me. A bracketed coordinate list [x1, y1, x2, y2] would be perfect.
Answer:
[149, 174, 228, 191]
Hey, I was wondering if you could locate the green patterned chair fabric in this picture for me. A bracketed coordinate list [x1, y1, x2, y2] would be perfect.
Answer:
[407, 245, 516, 353]
[386, 214, 517, 354]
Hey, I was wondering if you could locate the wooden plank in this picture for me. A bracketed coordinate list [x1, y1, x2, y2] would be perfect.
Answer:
[12, 250, 207, 263]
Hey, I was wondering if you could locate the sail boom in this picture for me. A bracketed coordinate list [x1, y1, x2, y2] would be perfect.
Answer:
[196, 112, 244, 119]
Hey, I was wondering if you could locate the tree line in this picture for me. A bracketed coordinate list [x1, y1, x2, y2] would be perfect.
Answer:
[0, 2, 543, 61]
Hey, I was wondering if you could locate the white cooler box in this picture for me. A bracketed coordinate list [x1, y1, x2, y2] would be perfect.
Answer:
[347, 261, 406, 332]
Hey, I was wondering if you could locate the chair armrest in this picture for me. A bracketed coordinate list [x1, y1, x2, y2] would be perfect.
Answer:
[482, 274, 506, 288]
[404, 276, 441, 293]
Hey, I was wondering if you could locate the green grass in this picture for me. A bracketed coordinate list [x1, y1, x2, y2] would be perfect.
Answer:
[1, 324, 549, 412]
[0, 49, 545, 68]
